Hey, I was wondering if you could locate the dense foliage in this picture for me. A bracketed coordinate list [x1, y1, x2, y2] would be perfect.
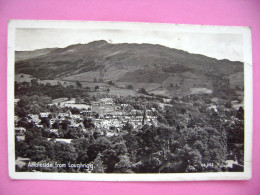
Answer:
[15, 81, 244, 173]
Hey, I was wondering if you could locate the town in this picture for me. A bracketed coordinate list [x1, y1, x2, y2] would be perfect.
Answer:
[14, 78, 244, 173]
[15, 96, 158, 143]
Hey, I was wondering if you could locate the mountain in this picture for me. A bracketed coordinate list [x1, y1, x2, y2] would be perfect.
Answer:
[15, 48, 58, 62]
[15, 40, 244, 97]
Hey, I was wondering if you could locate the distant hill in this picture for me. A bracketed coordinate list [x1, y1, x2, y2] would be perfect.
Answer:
[15, 40, 244, 97]
[15, 48, 58, 62]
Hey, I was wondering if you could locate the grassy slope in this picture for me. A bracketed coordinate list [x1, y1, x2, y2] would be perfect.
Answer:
[15, 40, 244, 98]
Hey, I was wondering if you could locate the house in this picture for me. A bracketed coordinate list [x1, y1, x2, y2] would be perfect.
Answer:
[39, 112, 50, 118]
[80, 110, 92, 116]
[106, 132, 118, 137]
[58, 111, 72, 118]
[151, 108, 157, 112]
[100, 98, 113, 104]
[47, 138, 72, 144]
[14, 116, 19, 125]
[50, 119, 56, 125]
[14, 98, 20, 106]
[208, 104, 218, 112]
[49, 129, 59, 136]
[71, 114, 82, 120]
[92, 101, 100, 106]
[15, 127, 26, 134]
[16, 135, 25, 141]
[28, 114, 40, 124]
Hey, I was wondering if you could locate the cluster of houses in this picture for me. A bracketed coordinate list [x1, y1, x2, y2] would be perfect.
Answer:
[15, 97, 158, 141]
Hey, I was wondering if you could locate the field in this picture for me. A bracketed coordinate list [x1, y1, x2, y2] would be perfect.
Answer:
[15, 73, 35, 83]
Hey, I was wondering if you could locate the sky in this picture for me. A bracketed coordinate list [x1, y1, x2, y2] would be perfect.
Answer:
[15, 28, 243, 62]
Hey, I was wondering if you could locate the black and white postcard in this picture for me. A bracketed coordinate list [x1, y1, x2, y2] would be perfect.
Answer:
[8, 20, 252, 181]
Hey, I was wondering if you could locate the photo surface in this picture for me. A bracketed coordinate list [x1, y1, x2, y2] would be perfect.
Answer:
[8, 20, 252, 181]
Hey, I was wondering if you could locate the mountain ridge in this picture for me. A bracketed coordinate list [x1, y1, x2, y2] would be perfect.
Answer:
[16, 40, 242, 63]
[15, 40, 244, 97]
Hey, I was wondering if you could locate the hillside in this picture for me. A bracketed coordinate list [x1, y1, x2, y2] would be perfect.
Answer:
[15, 40, 244, 97]
[15, 48, 58, 61]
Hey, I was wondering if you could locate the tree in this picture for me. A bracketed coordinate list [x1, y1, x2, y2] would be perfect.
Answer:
[94, 113, 99, 118]
[15, 140, 28, 158]
[92, 95, 97, 101]
[40, 140, 55, 160]
[45, 82, 51, 87]
[157, 114, 168, 124]
[236, 107, 244, 120]
[114, 155, 133, 173]
[64, 127, 84, 139]
[71, 107, 80, 114]
[87, 137, 112, 161]
[138, 88, 148, 95]
[24, 127, 43, 145]
[101, 149, 119, 173]
[68, 85, 74, 89]
[227, 119, 244, 144]
[61, 120, 70, 130]
[83, 118, 95, 129]
[52, 120, 60, 129]
[95, 86, 100, 91]
[75, 96, 82, 104]
[123, 133, 140, 162]
[84, 97, 91, 104]
[122, 122, 133, 132]
[15, 96, 30, 117]
[85, 86, 91, 91]
[27, 145, 47, 162]
[17, 113, 30, 126]
[92, 153, 104, 173]
[72, 138, 90, 163]
[225, 101, 232, 108]
[108, 81, 114, 85]
[40, 117, 50, 128]
[31, 79, 38, 87]
[127, 85, 133, 89]
[48, 113, 53, 119]
[76, 81, 82, 88]
[113, 142, 128, 155]
[54, 142, 78, 165]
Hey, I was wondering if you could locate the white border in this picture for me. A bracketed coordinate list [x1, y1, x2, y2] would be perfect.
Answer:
[7, 20, 252, 181]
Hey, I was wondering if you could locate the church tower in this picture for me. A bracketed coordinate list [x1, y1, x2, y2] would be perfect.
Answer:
[142, 107, 147, 126]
